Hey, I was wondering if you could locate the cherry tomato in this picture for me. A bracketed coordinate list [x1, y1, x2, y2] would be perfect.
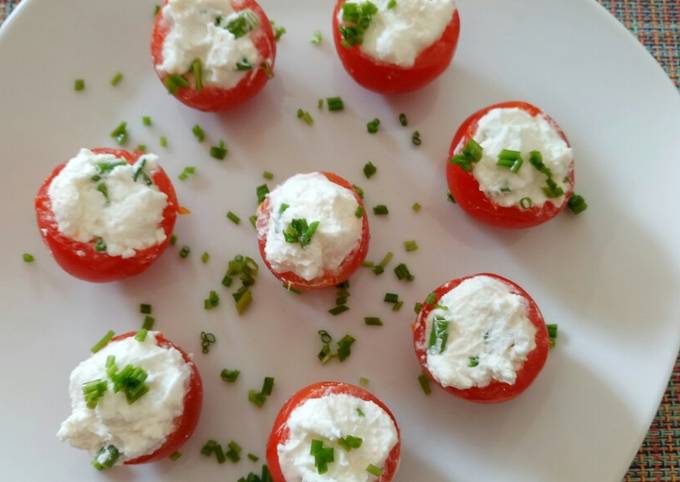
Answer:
[256, 172, 370, 290]
[151, 0, 276, 112]
[446, 101, 575, 229]
[34, 148, 178, 283]
[332, 0, 461, 94]
[412, 273, 550, 403]
[266, 381, 401, 482]
[105, 331, 203, 465]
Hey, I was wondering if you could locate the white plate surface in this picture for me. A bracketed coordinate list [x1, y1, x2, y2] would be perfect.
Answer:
[1, 0, 679, 481]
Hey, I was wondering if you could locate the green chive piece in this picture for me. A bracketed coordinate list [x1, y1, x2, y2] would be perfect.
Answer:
[352, 205, 363, 219]
[249, 215, 257, 228]
[221, 369, 240, 383]
[214, 443, 227, 464]
[263, 171, 274, 180]
[414, 302, 423, 314]
[210, 140, 228, 160]
[543, 178, 564, 198]
[236, 57, 252, 71]
[418, 373, 432, 395]
[528, 150, 552, 177]
[110, 72, 123, 87]
[271, 21, 286, 41]
[261, 376, 275, 396]
[448, 193, 457, 204]
[387, 0, 397, 9]
[201, 440, 217, 457]
[154, 4, 160, 15]
[169, 451, 182, 461]
[225, 9, 260, 38]
[547, 323, 558, 348]
[178, 166, 196, 181]
[22, 253, 34, 263]
[428, 317, 449, 353]
[337, 334, 355, 361]
[364, 317, 383, 326]
[326, 96, 344, 111]
[310, 439, 335, 474]
[256, 184, 270, 204]
[450, 139, 483, 170]
[352, 184, 364, 199]
[357, 407, 365, 417]
[339, 1, 378, 47]
[399, 112, 408, 126]
[394, 262, 414, 281]
[160, 136, 168, 148]
[164, 74, 189, 94]
[366, 464, 383, 477]
[192, 124, 205, 142]
[136, 144, 147, 153]
[568, 194, 588, 214]
[92, 445, 120, 471]
[310, 30, 323, 45]
[496, 149, 524, 173]
[91, 330, 115, 353]
[169, 234, 177, 245]
[279, 203, 289, 214]
[140, 303, 152, 314]
[372, 251, 393, 275]
[412, 130, 422, 146]
[204, 290, 220, 310]
[200, 331, 217, 354]
[363, 161, 377, 179]
[234, 287, 253, 315]
[412, 202, 421, 212]
[226, 441, 242, 463]
[82, 379, 108, 409]
[110, 122, 128, 145]
[384, 293, 399, 304]
[227, 211, 241, 225]
[373, 204, 388, 215]
[179, 245, 190, 258]
[247, 453, 259, 462]
[404, 240, 418, 252]
[142, 315, 155, 331]
[248, 389, 267, 407]
[284, 218, 320, 248]
[297, 108, 314, 125]
[393, 300, 404, 311]
[135, 329, 148, 342]
[200, 252, 210, 264]
[329, 305, 349, 316]
[74, 79, 85, 91]
[519, 197, 533, 209]
[339, 435, 363, 451]
[366, 118, 380, 134]
[359, 377, 369, 386]
[318, 98, 324, 110]
[468, 356, 479, 367]
[95, 237, 107, 252]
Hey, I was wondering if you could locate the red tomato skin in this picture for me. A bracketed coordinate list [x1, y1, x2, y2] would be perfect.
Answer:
[151, 0, 276, 112]
[266, 381, 401, 482]
[332, 0, 461, 94]
[101, 332, 203, 465]
[34, 148, 178, 283]
[256, 172, 370, 290]
[446, 101, 575, 229]
[412, 273, 550, 403]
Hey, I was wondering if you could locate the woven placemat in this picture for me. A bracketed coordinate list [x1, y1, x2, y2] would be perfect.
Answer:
[1, 0, 678, 480]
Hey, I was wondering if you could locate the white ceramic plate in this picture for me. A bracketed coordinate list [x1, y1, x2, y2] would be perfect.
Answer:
[1, 0, 679, 481]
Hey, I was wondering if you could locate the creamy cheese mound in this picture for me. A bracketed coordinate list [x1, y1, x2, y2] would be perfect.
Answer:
[424, 275, 537, 389]
[158, 0, 265, 89]
[340, 0, 456, 68]
[466, 107, 573, 208]
[47, 149, 168, 258]
[262, 173, 362, 281]
[57, 333, 191, 462]
[278, 393, 398, 482]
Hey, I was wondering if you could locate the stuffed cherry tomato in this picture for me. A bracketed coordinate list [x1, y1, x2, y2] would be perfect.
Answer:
[35, 148, 178, 283]
[412, 273, 550, 403]
[256, 172, 370, 290]
[267, 381, 401, 482]
[152, 0, 276, 112]
[447, 101, 576, 228]
[332, 0, 460, 94]
[57, 330, 203, 469]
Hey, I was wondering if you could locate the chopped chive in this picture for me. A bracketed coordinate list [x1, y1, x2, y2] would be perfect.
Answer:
[192, 124, 205, 142]
[326, 96, 344, 111]
[178, 166, 196, 181]
[496, 149, 523, 173]
[95, 237, 107, 252]
[399, 112, 408, 126]
[411, 130, 422, 146]
[261, 376, 275, 396]
[468, 356, 479, 367]
[279, 203, 290, 214]
[403, 240, 418, 252]
[262, 171, 274, 180]
[164, 74, 189, 94]
[528, 150, 552, 176]
[200, 331, 217, 354]
[110, 72, 123, 87]
[414, 302, 423, 314]
[356, 407, 365, 417]
[92, 445, 120, 471]
[82, 379, 108, 409]
[329, 305, 349, 316]
[142, 315, 155, 331]
[247, 453, 259, 462]
[393, 300, 403, 311]
[201, 440, 217, 457]
[160, 136, 168, 148]
[425, 292, 437, 305]
[135, 329, 148, 342]
[248, 389, 267, 407]
[417, 373, 432, 395]
[154, 4, 160, 15]
[310, 439, 335, 474]
[210, 140, 228, 160]
[384, 293, 399, 304]
[236, 58, 252, 71]
[110, 122, 128, 145]
[297, 108, 314, 125]
[179, 245, 190, 258]
[249, 215, 257, 228]
[74, 79, 85, 91]
[234, 287, 253, 314]
[225, 9, 260, 38]
[337, 334, 355, 361]
[448, 193, 457, 203]
[339, 435, 363, 451]
[363, 161, 377, 179]
[372, 251, 393, 275]
[169, 234, 177, 245]
[547, 323, 558, 348]
[519, 197, 533, 209]
[22, 253, 34, 263]
[387, 0, 397, 8]
[543, 178, 564, 198]
[226, 441, 242, 463]
[256, 184, 270, 204]
[271, 21, 286, 41]
[227, 211, 241, 225]
[412, 202, 421, 212]
[140, 303, 152, 315]
[214, 443, 226, 464]
[310, 30, 323, 45]
[136, 144, 147, 153]
[221, 369, 240, 383]
[169, 451, 182, 461]
[339, 1, 378, 46]
[568, 194, 588, 214]
[284, 218, 320, 247]
[367, 464, 383, 476]
[91, 330, 115, 353]
[201, 251, 210, 263]
[373, 204, 388, 215]
[450, 139, 483, 171]
[354, 206, 364, 219]
[394, 262, 414, 281]
[364, 317, 383, 326]
[366, 118, 380, 134]
[428, 317, 449, 353]
[204, 290, 220, 310]
[359, 377, 369, 386]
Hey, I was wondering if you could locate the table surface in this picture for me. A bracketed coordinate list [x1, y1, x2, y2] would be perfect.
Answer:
[1, 0, 678, 480]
